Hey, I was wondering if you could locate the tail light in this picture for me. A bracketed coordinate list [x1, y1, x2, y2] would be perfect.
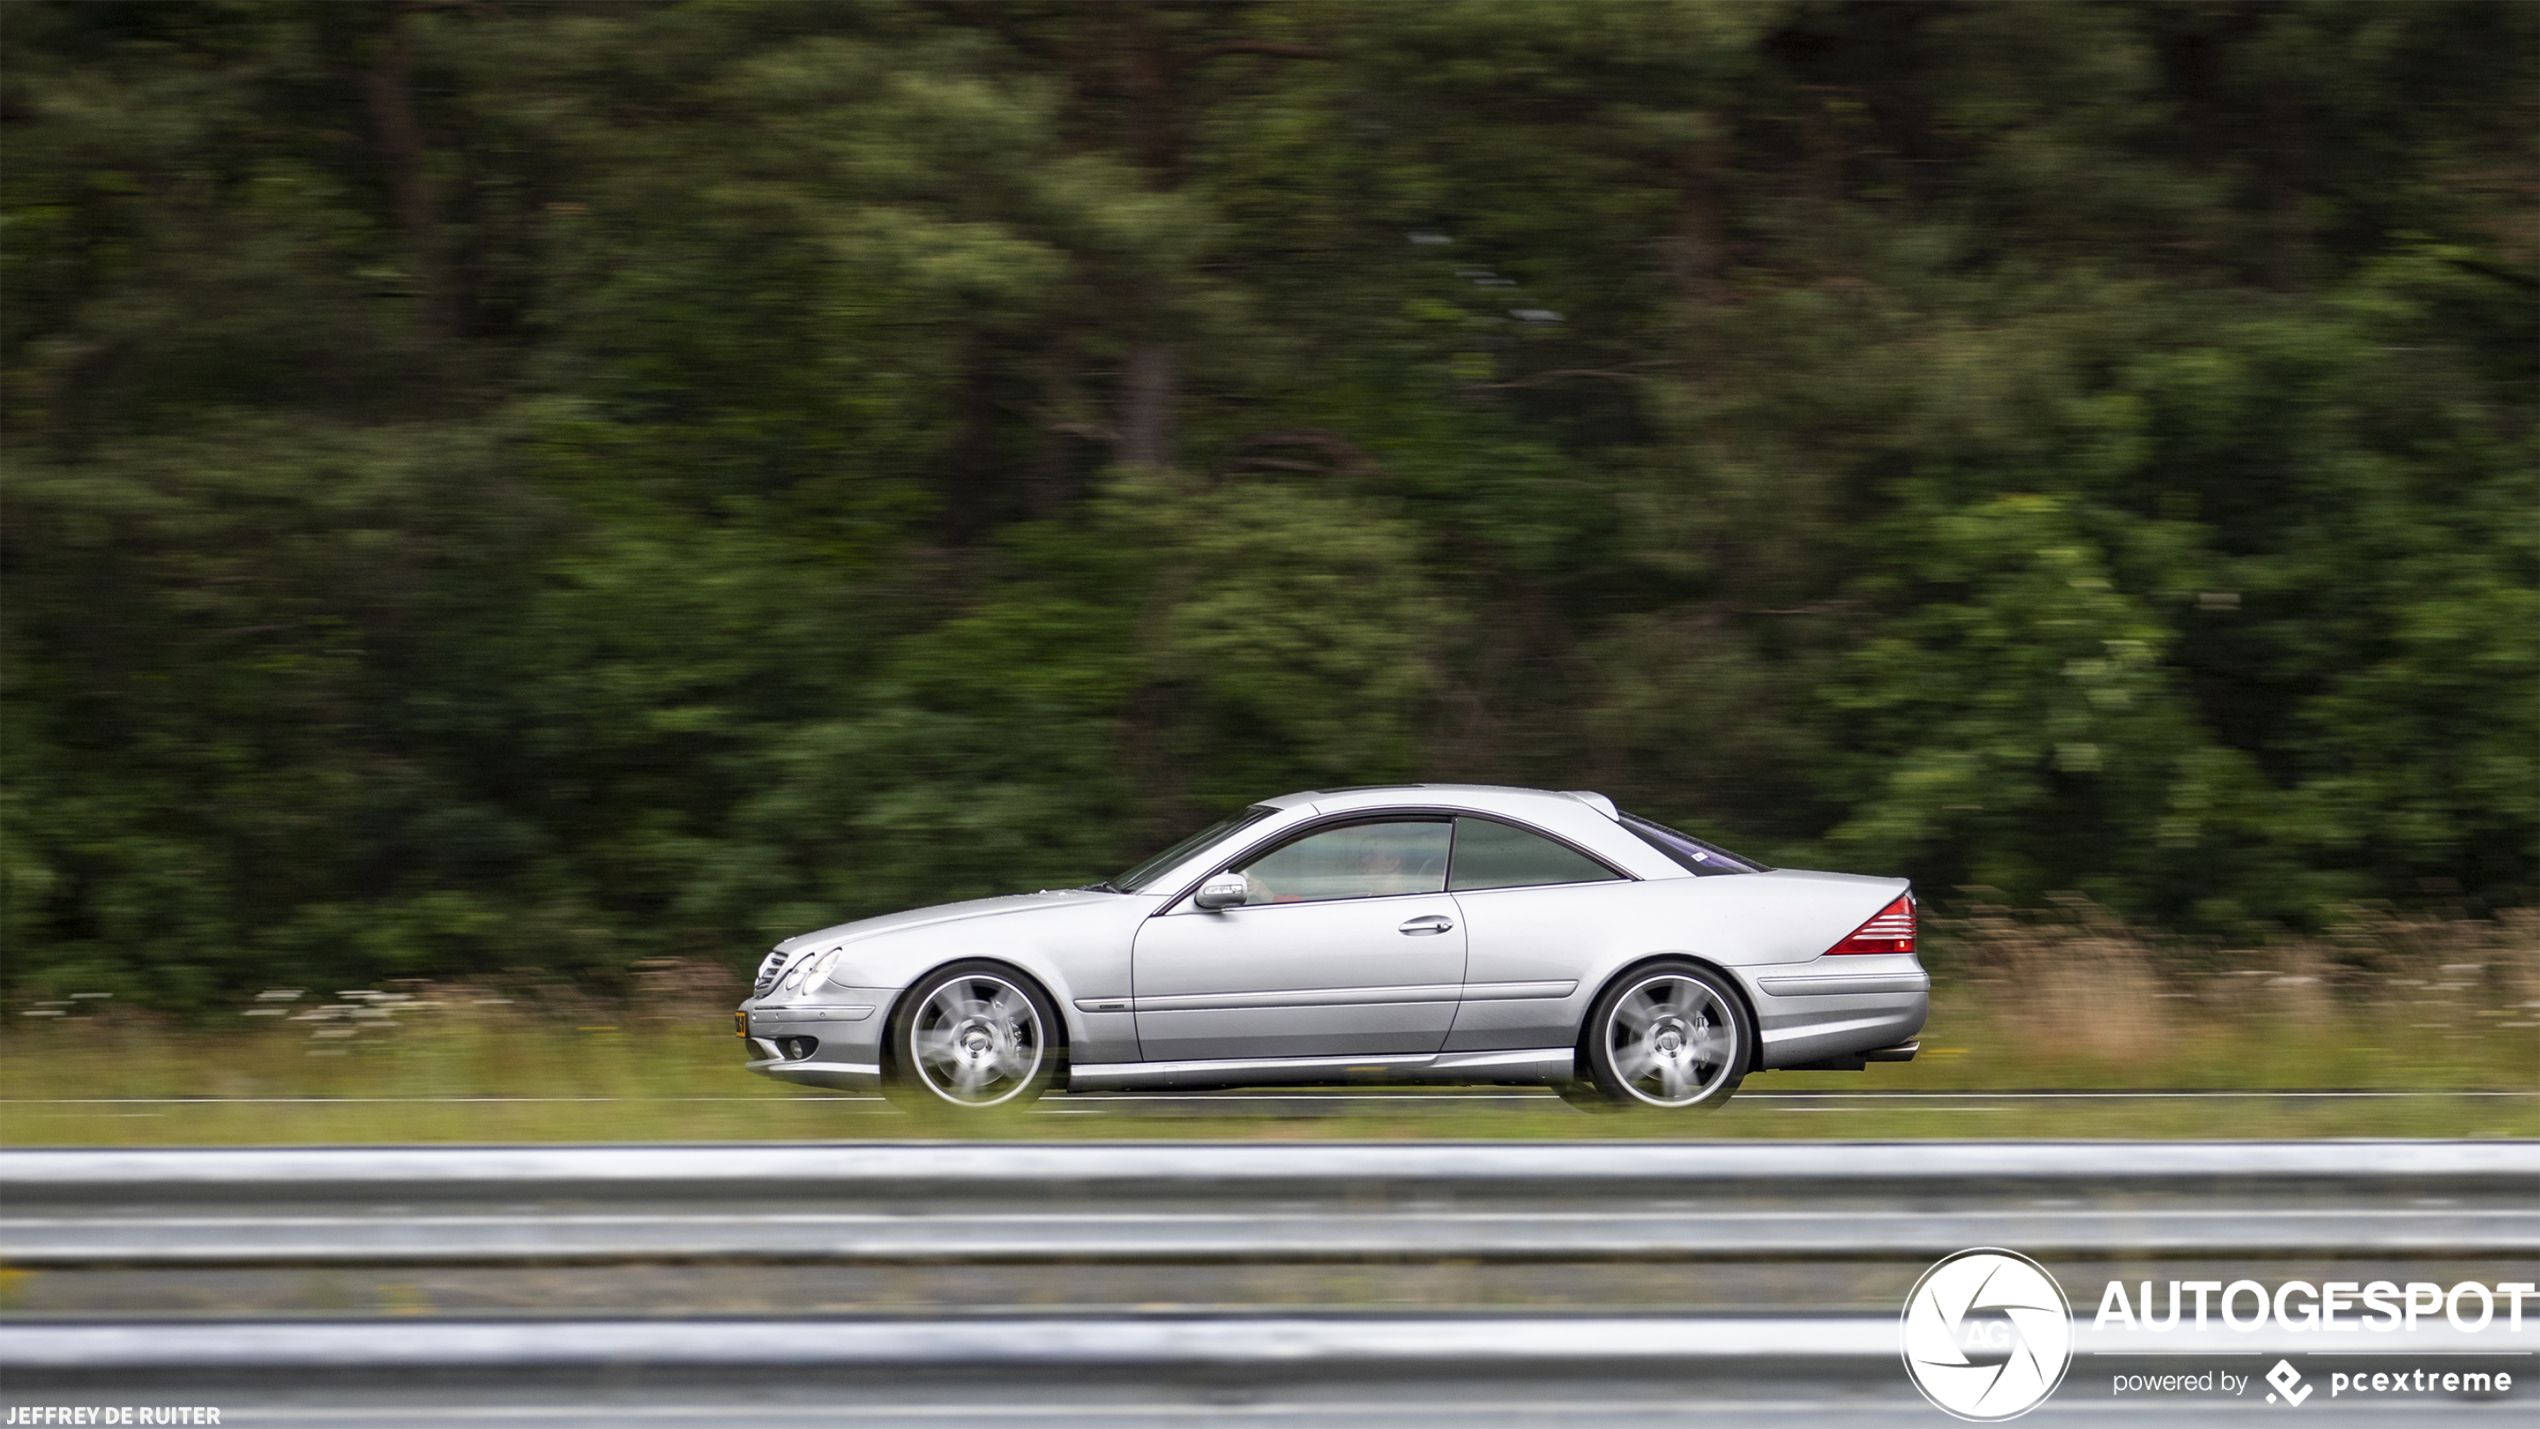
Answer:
[1828, 894, 1914, 955]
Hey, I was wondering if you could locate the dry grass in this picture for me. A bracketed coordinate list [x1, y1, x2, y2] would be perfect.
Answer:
[3, 958, 762, 1103]
[1900, 900, 2540, 1089]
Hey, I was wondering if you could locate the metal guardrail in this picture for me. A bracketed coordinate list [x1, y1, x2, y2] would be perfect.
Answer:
[8, 1206, 2533, 1264]
[1, 1317, 1895, 1370]
[3, 1140, 2535, 1392]
[4, 1141, 2535, 1268]
[2, 1314, 2520, 1373]
[5, 1139, 2534, 1198]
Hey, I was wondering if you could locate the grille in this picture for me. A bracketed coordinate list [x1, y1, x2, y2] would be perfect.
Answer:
[752, 948, 795, 996]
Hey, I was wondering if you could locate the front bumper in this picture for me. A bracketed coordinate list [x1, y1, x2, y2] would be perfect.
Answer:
[739, 987, 895, 1094]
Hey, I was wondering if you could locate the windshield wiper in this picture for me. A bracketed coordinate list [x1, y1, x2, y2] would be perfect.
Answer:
[1077, 880, 1124, 894]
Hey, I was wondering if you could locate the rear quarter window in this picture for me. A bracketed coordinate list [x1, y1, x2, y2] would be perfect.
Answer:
[1448, 817, 1624, 891]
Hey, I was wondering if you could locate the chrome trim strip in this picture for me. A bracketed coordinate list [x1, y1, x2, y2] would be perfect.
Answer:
[1756, 974, 1930, 998]
[1459, 980, 1579, 1002]
[1100, 983, 1572, 1013]
[757, 1059, 880, 1077]
[1431, 1047, 1573, 1074]
[1130, 984, 1461, 1013]
[751, 1006, 877, 1025]
[1759, 1013, 1915, 1046]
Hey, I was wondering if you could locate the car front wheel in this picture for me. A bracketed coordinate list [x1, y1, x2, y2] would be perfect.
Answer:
[884, 961, 1062, 1114]
[1578, 961, 1750, 1110]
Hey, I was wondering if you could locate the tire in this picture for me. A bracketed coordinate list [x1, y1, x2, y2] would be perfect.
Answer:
[1578, 960, 1751, 1111]
[882, 961, 1064, 1115]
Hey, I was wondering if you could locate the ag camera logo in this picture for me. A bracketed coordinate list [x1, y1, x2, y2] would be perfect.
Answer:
[1903, 1248, 2075, 1421]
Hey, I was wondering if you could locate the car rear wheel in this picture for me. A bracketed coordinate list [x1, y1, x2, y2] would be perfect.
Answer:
[1578, 960, 1750, 1111]
[884, 961, 1062, 1114]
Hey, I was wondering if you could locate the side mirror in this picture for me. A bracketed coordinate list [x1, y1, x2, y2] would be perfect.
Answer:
[1193, 872, 1250, 911]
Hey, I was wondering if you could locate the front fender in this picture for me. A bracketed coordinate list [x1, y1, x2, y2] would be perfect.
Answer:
[758, 892, 1162, 1065]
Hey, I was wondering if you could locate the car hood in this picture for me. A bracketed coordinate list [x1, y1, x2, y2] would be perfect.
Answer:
[774, 889, 1113, 954]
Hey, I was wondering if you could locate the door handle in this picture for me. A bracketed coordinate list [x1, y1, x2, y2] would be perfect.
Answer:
[1398, 914, 1454, 935]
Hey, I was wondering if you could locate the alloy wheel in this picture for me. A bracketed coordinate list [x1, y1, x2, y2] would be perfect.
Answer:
[908, 972, 1046, 1107]
[1601, 972, 1741, 1107]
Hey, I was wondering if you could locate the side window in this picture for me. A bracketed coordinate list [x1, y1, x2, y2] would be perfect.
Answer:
[1235, 820, 1451, 904]
[1448, 817, 1621, 891]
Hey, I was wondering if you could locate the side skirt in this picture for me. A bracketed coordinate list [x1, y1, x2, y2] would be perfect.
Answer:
[1068, 1047, 1574, 1093]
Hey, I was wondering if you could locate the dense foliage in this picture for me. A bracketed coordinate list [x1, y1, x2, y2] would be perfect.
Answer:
[5, 1, 2533, 1004]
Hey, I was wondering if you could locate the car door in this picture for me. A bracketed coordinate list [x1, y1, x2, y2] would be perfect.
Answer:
[1440, 814, 1634, 1052]
[1132, 818, 1465, 1062]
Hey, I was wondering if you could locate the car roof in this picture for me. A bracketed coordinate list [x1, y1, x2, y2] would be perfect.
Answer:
[1118, 784, 1687, 893]
[1260, 785, 1622, 821]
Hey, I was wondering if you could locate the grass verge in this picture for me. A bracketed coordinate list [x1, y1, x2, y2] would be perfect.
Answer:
[4, 907, 2532, 1144]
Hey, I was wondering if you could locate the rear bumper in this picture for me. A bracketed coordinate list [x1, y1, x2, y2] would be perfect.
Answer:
[1739, 954, 1929, 1071]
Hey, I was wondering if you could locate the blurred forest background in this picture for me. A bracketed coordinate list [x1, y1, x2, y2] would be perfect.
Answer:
[4, 0, 2533, 1009]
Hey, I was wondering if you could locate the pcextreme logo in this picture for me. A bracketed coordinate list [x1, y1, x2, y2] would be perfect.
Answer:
[1901, 1248, 2075, 1421]
[2265, 1359, 2313, 1406]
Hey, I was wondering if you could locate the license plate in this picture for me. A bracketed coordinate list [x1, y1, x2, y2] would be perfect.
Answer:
[734, 1010, 748, 1038]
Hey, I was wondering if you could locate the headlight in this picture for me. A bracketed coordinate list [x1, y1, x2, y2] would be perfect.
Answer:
[783, 946, 844, 993]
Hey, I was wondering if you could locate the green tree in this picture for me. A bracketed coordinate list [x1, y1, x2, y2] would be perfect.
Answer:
[3, 1, 2530, 1007]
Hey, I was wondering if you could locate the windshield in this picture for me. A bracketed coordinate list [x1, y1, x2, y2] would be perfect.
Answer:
[1109, 805, 1280, 892]
[1618, 812, 1768, 875]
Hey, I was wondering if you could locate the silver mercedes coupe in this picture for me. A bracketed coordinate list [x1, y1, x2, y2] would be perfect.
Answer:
[738, 785, 1926, 1112]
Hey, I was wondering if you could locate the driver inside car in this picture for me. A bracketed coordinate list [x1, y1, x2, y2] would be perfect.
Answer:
[1238, 824, 1442, 904]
